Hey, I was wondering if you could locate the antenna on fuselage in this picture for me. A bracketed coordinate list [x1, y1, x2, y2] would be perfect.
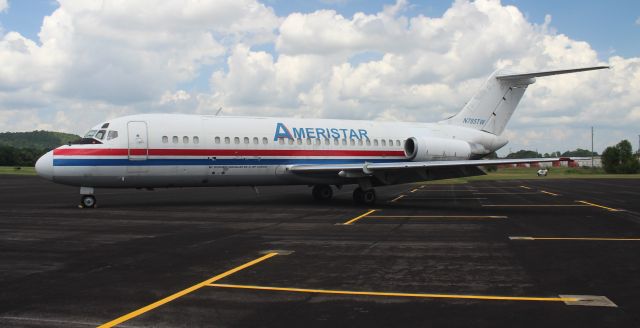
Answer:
[215, 107, 223, 116]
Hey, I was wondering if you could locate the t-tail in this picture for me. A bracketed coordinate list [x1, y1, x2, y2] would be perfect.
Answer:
[442, 66, 609, 135]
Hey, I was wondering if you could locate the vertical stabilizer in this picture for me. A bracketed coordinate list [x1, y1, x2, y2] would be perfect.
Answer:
[441, 66, 609, 135]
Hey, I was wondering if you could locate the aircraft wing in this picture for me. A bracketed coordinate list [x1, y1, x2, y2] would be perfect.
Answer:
[289, 157, 560, 174]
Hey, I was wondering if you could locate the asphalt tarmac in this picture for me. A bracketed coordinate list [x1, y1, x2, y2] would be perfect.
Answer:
[1, 175, 640, 327]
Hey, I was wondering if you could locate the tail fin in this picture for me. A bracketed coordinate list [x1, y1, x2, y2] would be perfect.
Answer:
[441, 66, 608, 135]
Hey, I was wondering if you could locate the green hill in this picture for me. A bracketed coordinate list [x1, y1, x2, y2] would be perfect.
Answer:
[0, 130, 80, 150]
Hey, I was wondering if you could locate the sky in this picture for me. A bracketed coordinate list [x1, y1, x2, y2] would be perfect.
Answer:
[0, 0, 639, 155]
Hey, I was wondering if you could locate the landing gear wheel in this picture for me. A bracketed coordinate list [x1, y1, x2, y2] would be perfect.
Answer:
[353, 187, 376, 205]
[80, 195, 96, 208]
[362, 189, 377, 205]
[312, 184, 333, 201]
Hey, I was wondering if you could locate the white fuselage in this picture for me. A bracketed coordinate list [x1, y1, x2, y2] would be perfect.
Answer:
[37, 114, 507, 188]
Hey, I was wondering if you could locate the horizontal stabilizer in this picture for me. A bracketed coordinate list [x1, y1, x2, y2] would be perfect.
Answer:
[496, 66, 609, 81]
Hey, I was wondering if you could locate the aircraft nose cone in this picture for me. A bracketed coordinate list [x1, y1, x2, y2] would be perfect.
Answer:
[35, 150, 54, 181]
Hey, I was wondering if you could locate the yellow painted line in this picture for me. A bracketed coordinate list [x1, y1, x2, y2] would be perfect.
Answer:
[389, 195, 405, 203]
[342, 209, 377, 225]
[473, 192, 539, 195]
[419, 185, 425, 189]
[511, 236, 640, 241]
[368, 215, 507, 219]
[540, 190, 560, 196]
[576, 200, 621, 212]
[520, 185, 532, 190]
[483, 205, 588, 207]
[410, 188, 419, 193]
[207, 283, 577, 302]
[98, 252, 278, 328]
[405, 197, 487, 200]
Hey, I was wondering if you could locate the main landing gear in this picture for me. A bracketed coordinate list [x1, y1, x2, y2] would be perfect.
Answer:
[311, 184, 377, 205]
[312, 184, 333, 201]
[79, 186, 96, 208]
[353, 187, 376, 205]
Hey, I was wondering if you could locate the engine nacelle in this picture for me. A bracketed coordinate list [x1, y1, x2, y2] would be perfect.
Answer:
[404, 137, 472, 161]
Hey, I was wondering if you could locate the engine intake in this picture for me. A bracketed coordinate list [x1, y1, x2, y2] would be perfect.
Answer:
[404, 137, 472, 161]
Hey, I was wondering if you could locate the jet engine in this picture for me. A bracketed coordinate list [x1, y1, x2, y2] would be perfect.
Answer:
[403, 137, 472, 161]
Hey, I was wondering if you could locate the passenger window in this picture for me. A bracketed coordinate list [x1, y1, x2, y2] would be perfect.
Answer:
[244, 137, 249, 144]
[278, 138, 284, 145]
[215, 137, 220, 144]
[172, 136, 179, 144]
[95, 130, 106, 140]
[374, 139, 378, 146]
[224, 137, 230, 144]
[234, 137, 240, 144]
[325, 139, 330, 145]
[366, 140, 371, 146]
[297, 139, 302, 145]
[253, 137, 258, 144]
[315, 139, 321, 145]
[381, 140, 386, 146]
[350, 139, 355, 146]
[389, 139, 393, 146]
[341, 139, 346, 145]
[306, 139, 312, 145]
[162, 136, 168, 143]
[334, 138, 339, 145]
[358, 139, 363, 146]
[183, 136, 189, 144]
[263, 137, 268, 144]
[107, 131, 118, 140]
[288, 139, 294, 145]
[193, 136, 199, 144]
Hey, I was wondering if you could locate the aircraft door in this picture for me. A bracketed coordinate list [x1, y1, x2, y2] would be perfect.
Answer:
[127, 121, 148, 161]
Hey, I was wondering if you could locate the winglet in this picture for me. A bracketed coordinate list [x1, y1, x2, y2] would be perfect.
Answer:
[496, 66, 610, 80]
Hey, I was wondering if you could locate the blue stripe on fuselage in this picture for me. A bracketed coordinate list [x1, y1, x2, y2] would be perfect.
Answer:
[53, 158, 407, 166]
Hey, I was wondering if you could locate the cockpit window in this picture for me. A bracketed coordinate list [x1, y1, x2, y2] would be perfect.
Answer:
[95, 130, 107, 140]
[107, 130, 118, 140]
[84, 130, 98, 138]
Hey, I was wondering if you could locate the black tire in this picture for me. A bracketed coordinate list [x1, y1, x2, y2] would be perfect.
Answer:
[312, 184, 333, 201]
[352, 187, 364, 204]
[362, 189, 377, 205]
[81, 195, 96, 208]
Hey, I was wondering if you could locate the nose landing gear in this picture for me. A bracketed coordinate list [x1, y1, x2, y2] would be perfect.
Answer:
[79, 186, 96, 208]
[80, 195, 97, 208]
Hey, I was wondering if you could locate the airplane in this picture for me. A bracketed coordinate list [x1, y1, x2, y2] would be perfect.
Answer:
[35, 66, 608, 208]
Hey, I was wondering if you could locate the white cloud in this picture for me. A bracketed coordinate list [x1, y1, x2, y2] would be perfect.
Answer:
[0, 0, 8, 13]
[636, 17, 640, 25]
[0, 0, 639, 154]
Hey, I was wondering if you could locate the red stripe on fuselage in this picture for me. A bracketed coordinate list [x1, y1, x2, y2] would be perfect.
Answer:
[53, 148, 406, 157]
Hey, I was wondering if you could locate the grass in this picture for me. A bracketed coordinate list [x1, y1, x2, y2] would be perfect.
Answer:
[0, 166, 37, 175]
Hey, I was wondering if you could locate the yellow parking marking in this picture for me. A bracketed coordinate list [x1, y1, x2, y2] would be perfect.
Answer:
[342, 209, 377, 225]
[510, 236, 640, 241]
[98, 252, 278, 328]
[207, 283, 577, 302]
[410, 188, 419, 193]
[520, 186, 532, 190]
[473, 192, 539, 195]
[405, 197, 488, 200]
[368, 215, 506, 219]
[483, 205, 589, 207]
[576, 200, 621, 212]
[389, 195, 405, 203]
[540, 190, 560, 196]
